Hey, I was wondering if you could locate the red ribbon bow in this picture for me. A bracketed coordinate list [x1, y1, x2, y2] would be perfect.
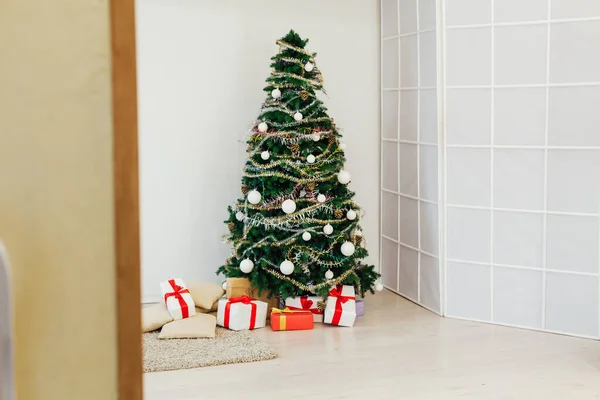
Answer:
[328, 285, 355, 325]
[164, 279, 191, 319]
[287, 296, 323, 315]
[224, 295, 257, 329]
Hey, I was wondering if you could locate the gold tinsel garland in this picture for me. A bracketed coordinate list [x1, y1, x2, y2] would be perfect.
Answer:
[262, 264, 357, 292]
[244, 171, 337, 184]
[275, 40, 315, 57]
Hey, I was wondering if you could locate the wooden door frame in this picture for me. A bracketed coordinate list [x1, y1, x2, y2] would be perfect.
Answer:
[110, 0, 143, 398]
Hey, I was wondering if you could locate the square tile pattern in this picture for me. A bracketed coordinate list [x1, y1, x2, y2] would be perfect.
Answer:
[382, 1, 600, 338]
[441, 0, 600, 338]
[381, 0, 441, 314]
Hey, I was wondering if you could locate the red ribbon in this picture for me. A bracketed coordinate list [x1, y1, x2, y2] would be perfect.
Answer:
[224, 295, 257, 329]
[287, 296, 323, 315]
[328, 285, 355, 325]
[164, 279, 191, 319]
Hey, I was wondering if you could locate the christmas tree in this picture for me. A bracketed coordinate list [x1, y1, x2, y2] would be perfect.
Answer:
[217, 30, 380, 300]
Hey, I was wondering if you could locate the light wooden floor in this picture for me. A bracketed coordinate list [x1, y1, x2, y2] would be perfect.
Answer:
[144, 290, 600, 399]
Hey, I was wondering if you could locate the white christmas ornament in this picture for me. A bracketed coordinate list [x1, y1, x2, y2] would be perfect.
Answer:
[337, 170, 352, 184]
[294, 112, 303, 121]
[271, 88, 282, 99]
[317, 194, 326, 203]
[302, 231, 312, 241]
[375, 282, 384, 292]
[247, 190, 261, 205]
[341, 241, 356, 256]
[346, 209, 357, 220]
[280, 260, 295, 275]
[339, 143, 347, 150]
[258, 122, 268, 133]
[306, 154, 316, 164]
[261, 151, 270, 160]
[304, 61, 314, 72]
[282, 199, 297, 214]
[240, 259, 254, 273]
[325, 269, 334, 280]
[235, 211, 245, 221]
[222, 282, 227, 290]
[323, 224, 333, 235]
[311, 133, 320, 142]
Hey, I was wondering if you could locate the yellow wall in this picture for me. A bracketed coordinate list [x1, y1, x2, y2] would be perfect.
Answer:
[0, 1, 118, 399]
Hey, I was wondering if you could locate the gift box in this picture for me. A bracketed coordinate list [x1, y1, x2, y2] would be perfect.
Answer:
[216, 295, 267, 331]
[356, 299, 364, 317]
[226, 277, 279, 319]
[160, 278, 196, 320]
[270, 308, 314, 331]
[323, 285, 356, 327]
[284, 296, 324, 322]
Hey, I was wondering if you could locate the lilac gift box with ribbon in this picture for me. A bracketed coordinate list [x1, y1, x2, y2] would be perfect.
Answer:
[356, 299, 364, 317]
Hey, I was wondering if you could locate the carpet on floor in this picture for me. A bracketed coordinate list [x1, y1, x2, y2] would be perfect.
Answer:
[143, 327, 277, 373]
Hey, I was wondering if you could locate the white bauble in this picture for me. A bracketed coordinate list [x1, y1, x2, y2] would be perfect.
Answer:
[346, 209, 357, 220]
[375, 282, 384, 292]
[235, 211, 245, 221]
[271, 88, 282, 99]
[311, 133, 320, 142]
[304, 62, 314, 72]
[325, 269, 334, 280]
[341, 241, 356, 256]
[323, 224, 333, 235]
[306, 154, 316, 164]
[317, 194, 326, 203]
[280, 260, 295, 275]
[222, 281, 227, 290]
[240, 259, 254, 273]
[282, 199, 297, 214]
[261, 151, 270, 160]
[339, 143, 347, 150]
[299, 190, 307, 198]
[302, 231, 312, 241]
[337, 170, 352, 184]
[294, 112, 303, 121]
[247, 190, 261, 205]
[258, 122, 268, 133]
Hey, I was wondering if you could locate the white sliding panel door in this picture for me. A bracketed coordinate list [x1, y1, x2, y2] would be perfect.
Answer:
[381, 0, 442, 314]
[443, 0, 600, 338]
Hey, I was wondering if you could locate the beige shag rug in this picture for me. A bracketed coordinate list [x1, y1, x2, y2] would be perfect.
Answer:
[143, 327, 277, 373]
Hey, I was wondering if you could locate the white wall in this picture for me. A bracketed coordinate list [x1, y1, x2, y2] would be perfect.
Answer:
[137, 0, 380, 301]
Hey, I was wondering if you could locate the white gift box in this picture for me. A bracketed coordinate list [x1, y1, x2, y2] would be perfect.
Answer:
[323, 285, 356, 327]
[217, 296, 267, 331]
[285, 296, 324, 323]
[160, 278, 196, 321]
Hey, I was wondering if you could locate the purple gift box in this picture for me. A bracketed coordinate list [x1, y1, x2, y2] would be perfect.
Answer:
[356, 299, 364, 317]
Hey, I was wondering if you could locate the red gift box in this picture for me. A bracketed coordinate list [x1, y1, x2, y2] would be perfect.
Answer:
[270, 308, 314, 331]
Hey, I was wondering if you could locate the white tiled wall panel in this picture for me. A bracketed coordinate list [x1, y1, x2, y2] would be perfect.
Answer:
[447, 261, 491, 321]
[494, 88, 546, 146]
[545, 273, 599, 337]
[446, 28, 492, 86]
[381, 0, 441, 315]
[443, 0, 600, 339]
[400, 90, 418, 141]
